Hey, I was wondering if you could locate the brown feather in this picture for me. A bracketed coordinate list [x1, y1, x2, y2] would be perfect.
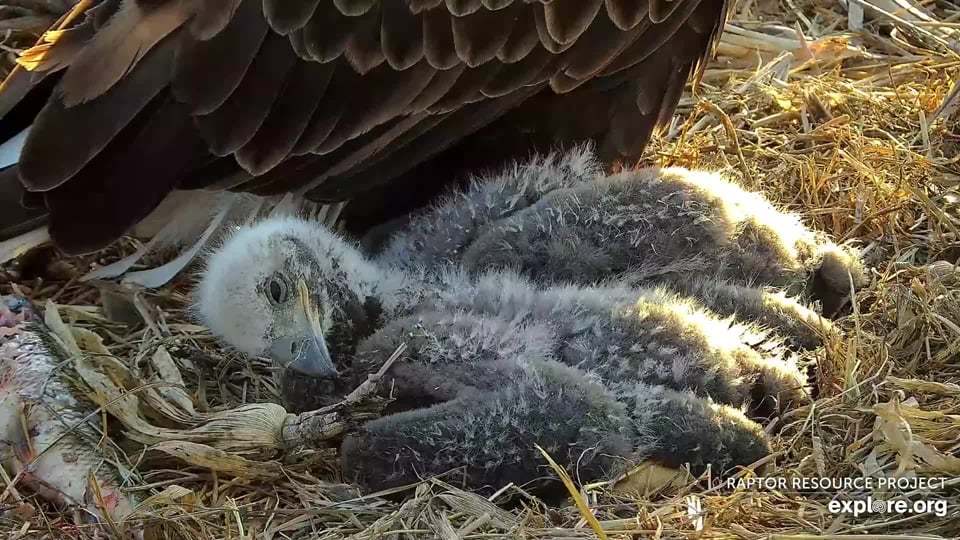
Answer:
[603, 44, 681, 158]
[525, 49, 564, 87]
[13, 0, 104, 75]
[301, 113, 431, 193]
[236, 60, 335, 174]
[482, 45, 552, 97]
[542, 0, 604, 46]
[649, 0, 686, 24]
[314, 61, 437, 154]
[687, 0, 722, 34]
[334, 0, 377, 17]
[344, 5, 386, 74]
[655, 59, 689, 128]
[194, 32, 297, 156]
[423, 7, 460, 70]
[14, 0, 116, 77]
[427, 62, 503, 113]
[246, 118, 434, 191]
[177, 154, 252, 191]
[496, 6, 538, 63]
[306, 85, 539, 200]
[548, 72, 582, 94]
[409, 0, 444, 12]
[634, 73, 665, 115]
[172, 0, 268, 115]
[314, 115, 448, 195]
[59, 0, 189, 106]
[0, 0, 730, 255]
[445, 0, 483, 17]
[294, 100, 345, 154]
[20, 180, 45, 210]
[532, 4, 574, 54]
[605, 88, 658, 157]
[18, 35, 177, 191]
[231, 148, 338, 193]
[599, 0, 701, 77]
[16, 21, 95, 74]
[288, 27, 311, 59]
[90, 0, 123, 30]
[43, 95, 209, 255]
[302, 1, 354, 62]
[292, 64, 353, 154]
[239, 116, 415, 196]
[406, 63, 466, 113]
[301, 114, 447, 198]
[381, 0, 425, 70]
[606, 0, 725, 156]
[264, 0, 321, 34]
[452, 4, 518, 67]
[561, 8, 645, 80]
[693, 1, 730, 83]
[605, 0, 649, 30]
[190, 0, 243, 39]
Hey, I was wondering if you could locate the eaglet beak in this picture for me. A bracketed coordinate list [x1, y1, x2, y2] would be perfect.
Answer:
[268, 279, 338, 378]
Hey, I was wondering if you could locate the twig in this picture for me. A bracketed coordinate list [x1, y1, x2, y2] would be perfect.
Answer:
[846, 0, 959, 53]
[280, 343, 406, 447]
[697, 100, 752, 181]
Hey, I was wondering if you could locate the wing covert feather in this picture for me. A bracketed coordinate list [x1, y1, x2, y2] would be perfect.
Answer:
[59, 0, 189, 106]
[194, 32, 298, 156]
[302, 2, 355, 62]
[381, 0, 426, 70]
[236, 60, 336, 174]
[172, 0, 268, 115]
[451, 5, 519, 67]
[423, 7, 461, 70]
[542, 0, 604, 46]
[263, 0, 321, 34]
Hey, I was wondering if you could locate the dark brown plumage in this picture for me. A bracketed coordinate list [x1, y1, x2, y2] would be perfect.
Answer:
[0, 0, 731, 254]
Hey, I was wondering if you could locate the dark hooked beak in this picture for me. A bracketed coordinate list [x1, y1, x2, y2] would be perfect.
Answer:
[268, 278, 338, 378]
[269, 334, 336, 377]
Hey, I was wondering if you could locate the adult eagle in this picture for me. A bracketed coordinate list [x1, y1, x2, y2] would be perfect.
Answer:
[0, 0, 730, 256]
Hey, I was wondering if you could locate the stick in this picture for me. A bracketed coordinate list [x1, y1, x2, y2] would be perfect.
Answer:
[280, 343, 406, 447]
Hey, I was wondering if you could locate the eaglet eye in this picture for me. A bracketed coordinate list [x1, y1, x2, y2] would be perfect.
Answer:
[266, 275, 288, 304]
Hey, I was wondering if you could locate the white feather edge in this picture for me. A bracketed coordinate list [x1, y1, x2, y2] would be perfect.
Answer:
[120, 201, 236, 289]
[100, 192, 267, 288]
[81, 191, 236, 282]
[102, 192, 334, 289]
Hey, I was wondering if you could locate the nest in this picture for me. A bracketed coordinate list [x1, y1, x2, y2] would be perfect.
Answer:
[2, 0, 959, 538]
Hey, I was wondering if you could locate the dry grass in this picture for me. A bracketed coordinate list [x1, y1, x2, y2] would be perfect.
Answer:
[2, 0, 960, 538]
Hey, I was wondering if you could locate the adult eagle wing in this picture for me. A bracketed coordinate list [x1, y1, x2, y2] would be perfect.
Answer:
[0, 0, 730, 255]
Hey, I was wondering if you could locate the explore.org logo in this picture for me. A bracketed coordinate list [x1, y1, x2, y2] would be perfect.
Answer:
[723, 476, 951, 518]
[828, 496, 949, 517]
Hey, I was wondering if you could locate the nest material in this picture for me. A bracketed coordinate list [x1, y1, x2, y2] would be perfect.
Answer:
[2, 0, 960, 537]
